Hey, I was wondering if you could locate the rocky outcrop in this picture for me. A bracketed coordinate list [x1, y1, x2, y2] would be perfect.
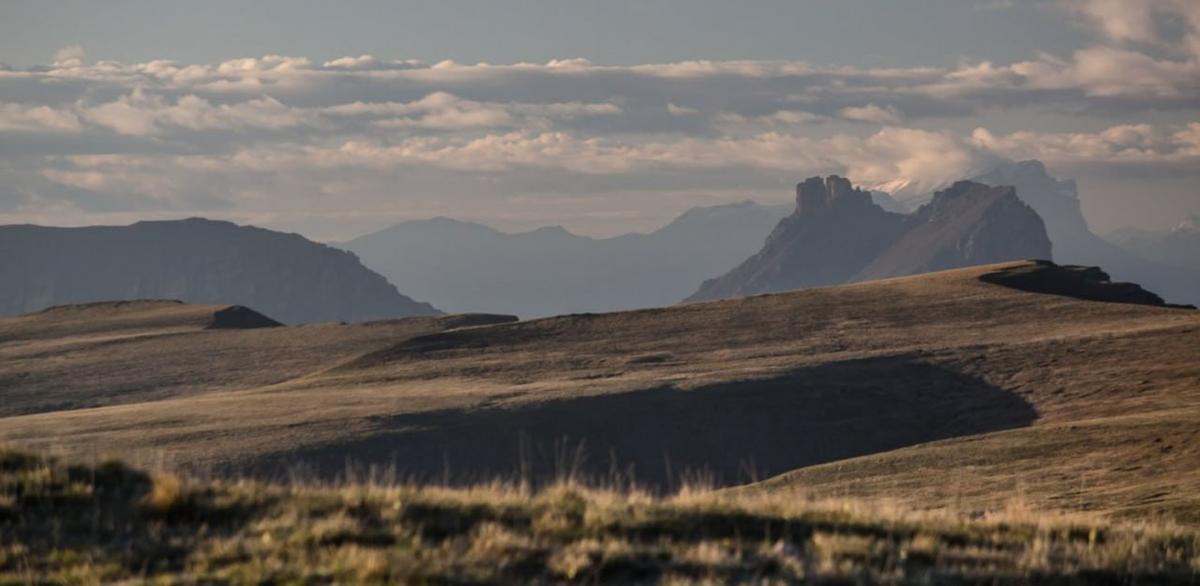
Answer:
[687, 177, 1052, 302]
[207, 305, 283, 329]
[686, 177, 908, 301]
[980, 261, 1194, 309]
[972, 161, 1199, 306]
[0, 218, 440, 324]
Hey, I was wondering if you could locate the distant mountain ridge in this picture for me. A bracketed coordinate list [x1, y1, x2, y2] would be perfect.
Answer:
[1109, 217, 1200, 277]
[0, 218, 439, 324]
[340, 200, 793, 317]
[687, 177, 1051, 302]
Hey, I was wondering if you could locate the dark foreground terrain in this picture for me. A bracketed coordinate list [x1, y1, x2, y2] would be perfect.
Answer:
[3, 450, 1198, 584]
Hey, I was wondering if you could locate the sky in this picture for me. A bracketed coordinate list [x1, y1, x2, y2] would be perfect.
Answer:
[1, 0, 1198, 240]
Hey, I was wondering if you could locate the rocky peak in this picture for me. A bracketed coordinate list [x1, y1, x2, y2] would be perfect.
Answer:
[922, 181, 1017, 219]
[794, 176, 876, 217]
[688, 177, 1053, 302]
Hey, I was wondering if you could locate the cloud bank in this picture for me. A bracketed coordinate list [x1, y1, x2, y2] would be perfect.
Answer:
[1, 0, 1197, 237]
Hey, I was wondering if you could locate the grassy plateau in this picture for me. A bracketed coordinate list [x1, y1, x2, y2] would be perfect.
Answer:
[2, 261, 1199, 583]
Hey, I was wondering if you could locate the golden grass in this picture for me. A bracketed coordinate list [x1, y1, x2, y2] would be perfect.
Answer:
[2, 261, 1198, 533]
[2, 450, 1198, 584]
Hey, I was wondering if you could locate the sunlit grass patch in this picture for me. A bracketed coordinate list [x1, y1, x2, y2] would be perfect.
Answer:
[0, 450, 1197, 584]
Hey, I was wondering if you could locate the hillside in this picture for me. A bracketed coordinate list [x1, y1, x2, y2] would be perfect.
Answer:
[687, 178, 1050, 302]
[4, 450, 1198, 585]
[0, 301, 515, 417]
[1, 260, 1196, 525]
[0, 218, 440, 324]
[339, 201, 790, 317]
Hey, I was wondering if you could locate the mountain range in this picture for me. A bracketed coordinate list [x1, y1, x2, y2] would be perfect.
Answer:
[339, 201, 792, 318]
[1, 159, 1192, 322]
[687, 177, 1052, 301]
[0, 218, 439, 324]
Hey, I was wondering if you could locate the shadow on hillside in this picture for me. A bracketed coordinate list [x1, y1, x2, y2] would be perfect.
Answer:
[262, 355, 1036, 490]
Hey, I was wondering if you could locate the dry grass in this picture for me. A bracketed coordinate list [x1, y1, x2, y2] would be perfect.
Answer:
[1, 261, 1197, 525]
[2, 450, 1198, 585]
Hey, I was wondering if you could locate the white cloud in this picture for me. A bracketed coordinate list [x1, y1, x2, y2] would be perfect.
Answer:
[82, 91, 161, 135]
[138, 122, 1198, 195]
[0, 103, 82, 132]
[971, 122, 1200, 164]
[75, 91, 317, 136]
[838, 104, 904, 125]
[53, 45, 85, 67]
[666, 103, 699, 116]
[1063, 0, 1200, 56]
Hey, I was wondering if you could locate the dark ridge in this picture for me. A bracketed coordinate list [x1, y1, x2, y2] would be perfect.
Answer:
[434, 313, 520, 330]
[980, 260, 1196, 309]
[35, 299, 185, 314]
[206, 305, 283, 329]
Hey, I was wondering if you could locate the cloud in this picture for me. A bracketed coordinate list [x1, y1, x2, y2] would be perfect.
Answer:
[838, 104, 904, 125]
[1063, 0, 1200, 54]
[53, 46, 85, 67]
[0, 103, 83, 132]
[2, 5, 1199, 237]
[63, 121, 1193, 201]
[971, 122, 1200, 164]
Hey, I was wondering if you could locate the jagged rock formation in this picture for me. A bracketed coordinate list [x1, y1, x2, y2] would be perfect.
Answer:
[857, 181, 1053, 281]
[687, 177, 1051, 302]
[979, 261, 1193, 308]
[339, 201, 791, 317]
[971, 161, 1199, 305]
[0, 218, 439, 324]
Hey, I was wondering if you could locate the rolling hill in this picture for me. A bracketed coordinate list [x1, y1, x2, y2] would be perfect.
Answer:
[1, 260, 1196, 525]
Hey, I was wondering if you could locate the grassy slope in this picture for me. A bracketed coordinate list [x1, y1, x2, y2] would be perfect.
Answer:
[0, 261, 1197, 523]
[0, 303, 515, 417]
[749, 408, 1200, 525]
[2, 450, 1198, 584]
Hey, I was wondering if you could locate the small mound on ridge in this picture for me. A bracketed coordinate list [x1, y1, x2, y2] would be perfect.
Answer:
[980, 260, 1196, 309]
[206, 305, 282, 329]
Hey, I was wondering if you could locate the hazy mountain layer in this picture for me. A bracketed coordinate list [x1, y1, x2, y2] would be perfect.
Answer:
[687, 177, 1050, 302]
[340, 201, 791, 318]
[1109, 218, 1200, 275]
[0, 218, 439, 324]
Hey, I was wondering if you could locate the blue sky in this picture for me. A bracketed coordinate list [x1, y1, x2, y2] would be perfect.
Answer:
[1, 0, 1197, 239]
